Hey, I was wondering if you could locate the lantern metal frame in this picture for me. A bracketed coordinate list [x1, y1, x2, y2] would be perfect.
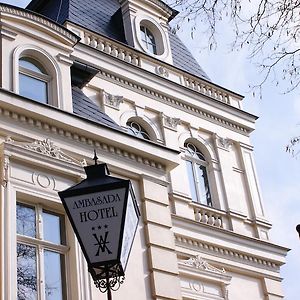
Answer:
[58, 162, 140, 298]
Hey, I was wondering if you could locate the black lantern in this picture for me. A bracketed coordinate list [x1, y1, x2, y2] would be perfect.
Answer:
[58, 162, 139, 297]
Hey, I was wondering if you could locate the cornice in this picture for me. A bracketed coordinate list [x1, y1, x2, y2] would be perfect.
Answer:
[172, 214, 289, 261]
[0, 96, 168, 173]
[175, 233, 281, 271]
[0, 4, 79, 44]
[97, 69, 251, 135]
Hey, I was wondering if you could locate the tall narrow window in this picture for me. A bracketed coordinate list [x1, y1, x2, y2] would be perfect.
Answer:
[19, 57, 49, 104]
[140, 26, 157, 55]
[126, 121, 151, 140]
[185, 142, 212, 206]
[16, 202, 67, 300]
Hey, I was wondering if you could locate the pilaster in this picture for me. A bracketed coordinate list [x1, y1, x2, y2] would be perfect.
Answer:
[141, 175, 182, 300]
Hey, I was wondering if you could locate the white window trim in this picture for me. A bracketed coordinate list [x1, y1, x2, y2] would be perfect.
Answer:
[184, 144, 213, 207]
[134, 15, 169, 59]
[16, 201, 68, 300]
[12, 44, 63, 108]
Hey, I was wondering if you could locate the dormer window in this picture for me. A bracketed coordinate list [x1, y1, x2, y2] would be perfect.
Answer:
[140, 25, 157, 55]
[19, 57, 49, 104]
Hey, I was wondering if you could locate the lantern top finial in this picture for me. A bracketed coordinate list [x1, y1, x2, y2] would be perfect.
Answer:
[93, 149, 99, 165]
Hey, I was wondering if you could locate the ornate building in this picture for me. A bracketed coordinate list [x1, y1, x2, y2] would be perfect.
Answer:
[0, 0, 288, 299]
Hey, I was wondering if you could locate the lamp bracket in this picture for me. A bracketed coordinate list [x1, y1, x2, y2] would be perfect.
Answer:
[94, 265, 125, 293]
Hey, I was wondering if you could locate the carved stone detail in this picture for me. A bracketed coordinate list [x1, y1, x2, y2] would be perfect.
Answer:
[161, 113, 181, 130]
[103, 91, 123, 109]
[6, 138, 86, 166]
[31, 172, 55, 190]
[215, 134, 233, 150]
[98, 70, 249, 134]
[182, 255, 226, 274]
[155, 65, 169, 78]
[1, 156, 9, 188]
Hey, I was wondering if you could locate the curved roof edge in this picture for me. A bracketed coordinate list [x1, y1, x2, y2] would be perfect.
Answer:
[0, 3, 80, 45]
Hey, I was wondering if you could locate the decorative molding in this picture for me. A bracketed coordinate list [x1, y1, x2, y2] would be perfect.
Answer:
[215, 134, 233, 150]
[0, 108, 166, 171]
[56, 53, 74, 66]
[97, 70, 250, 135]
[6, 137, 87, 167]
[0, 155, 9, 188]
[0, 5, 78, 44]
[161, 113, 181, 130]
[182, 255, 226, 274]
[32, 172, 55, 190]
[0, 27, 17, 40]
[175, 234, 280, 270]
[155, 65, 169, 78]
[103, 91, 124, 109]
[79, 25, 246, 108]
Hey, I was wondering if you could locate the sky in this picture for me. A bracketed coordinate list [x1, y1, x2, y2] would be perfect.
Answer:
[4, 0, 300, 299]
[178, 14, 300, 300]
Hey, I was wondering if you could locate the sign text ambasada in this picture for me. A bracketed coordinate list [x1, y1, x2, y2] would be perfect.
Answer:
[73, 193, 121, 222]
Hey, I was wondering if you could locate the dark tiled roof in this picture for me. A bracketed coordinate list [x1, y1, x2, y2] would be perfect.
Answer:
[72, 86, 123, 131]
[27, 0, 209, 80]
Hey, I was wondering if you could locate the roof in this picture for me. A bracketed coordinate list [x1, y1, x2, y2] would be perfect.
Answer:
[72, 86, 124, 131]
[27, 0, 210, 80]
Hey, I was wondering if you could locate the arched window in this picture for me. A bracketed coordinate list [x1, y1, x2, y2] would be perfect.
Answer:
[19, 57, 50, 104]
[126, 120, 151, 140]
[140, 25, 157, 55]
[185, 142, 212, 206]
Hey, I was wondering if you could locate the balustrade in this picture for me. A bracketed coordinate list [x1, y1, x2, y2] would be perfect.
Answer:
[193, 206, 225, 228]
[81, 30, 240, 107]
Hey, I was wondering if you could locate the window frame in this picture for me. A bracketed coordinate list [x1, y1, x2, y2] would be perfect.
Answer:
[135, 15, 167, 58]
[16, 201, 68, 300]
[184, 142, 213, 207]
[18, 57, 51, 104]
[126, 120, 151, 140]
[140, 25, 157, 55]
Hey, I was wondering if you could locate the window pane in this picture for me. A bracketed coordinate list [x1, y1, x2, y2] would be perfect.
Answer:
[19, 73, 48, 104]
[140, 26, 146, 41]
[17, 243, 37, 300]
[44, 250, 64, 300]
[146, 28, 155, 44]
[43, 211, 64, 245]
[196, 165, 212, 206]
[19, 58, 46, 74]
[186, 161, 197, 201]
[126, 121, 150, 140]
[17, 203, 36, 238]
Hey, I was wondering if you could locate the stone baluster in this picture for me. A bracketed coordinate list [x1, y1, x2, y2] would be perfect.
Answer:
[194, 208, 201, 221]
[215, 216, 222, 228]
[118, 48, 125, 60]
[97, 39, 105, 51]
[84, 33, 90, 45]
[132, 54, 139, 66]
[125, 51, 132, 63]
[104, 42, 111, 54]
[201, 212, 209, 224]
[208, 214, 215, 225]
[111, 45, 118, 57]
[90, 36, 97, 48]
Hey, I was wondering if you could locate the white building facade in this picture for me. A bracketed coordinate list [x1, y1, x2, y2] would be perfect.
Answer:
[0, 0, 288, 299]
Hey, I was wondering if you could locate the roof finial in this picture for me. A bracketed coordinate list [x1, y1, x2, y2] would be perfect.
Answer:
[93, 149, 98, 165]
